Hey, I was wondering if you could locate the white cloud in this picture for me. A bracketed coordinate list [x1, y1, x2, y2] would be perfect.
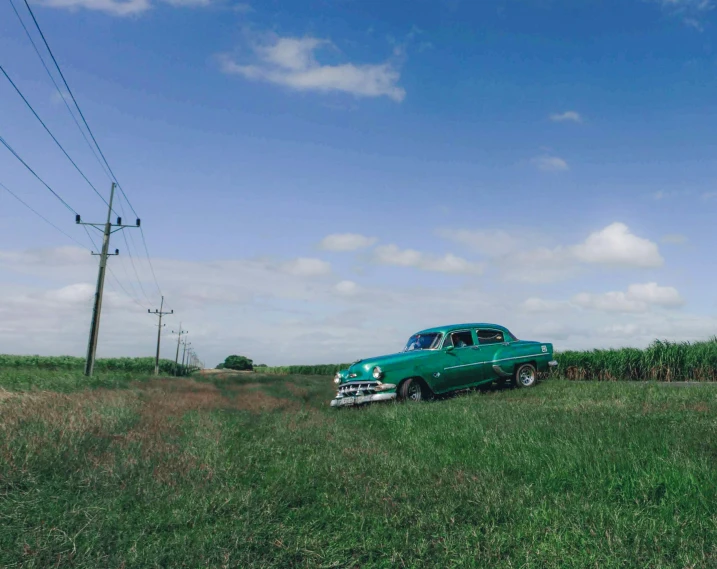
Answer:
[435, 228, 524, 257]
[334, 280, 360, 296]
[37, 0, 225, 15]
[662, 233, 688, 244]
[652, 0, 715, 29]
[573, 282, 684, 313]
[319, 233, 378, 252]
[573, 291, 647, 313]
[467, 222, 664, 283]
[550, 111, 582, 123]
[571, 222, 663, 268]
[626, 282, 684, 306]
[280, 257, 331, 277]
[0, 246, 711, 366]
[373, 244, 483, 274]
[531, 155, 569, 172]
[652, 190, 690, 200]
[38, 0, 150, 15]
[45, 283, 95, 304]
[702, 191, 717, 200]
[521, 298, 569, 313]
[162, 0, 211, 5]
[219, 35, 406, 102]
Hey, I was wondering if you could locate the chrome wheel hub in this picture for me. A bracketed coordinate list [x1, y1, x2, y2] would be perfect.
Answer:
[408, 383, 421, 400]
[519, 368, 535, 386]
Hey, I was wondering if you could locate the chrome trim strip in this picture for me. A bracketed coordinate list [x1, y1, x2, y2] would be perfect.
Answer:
[494, 353, 547, 364]
[444, 353, 548, 371]
[445, 361, 483, 370]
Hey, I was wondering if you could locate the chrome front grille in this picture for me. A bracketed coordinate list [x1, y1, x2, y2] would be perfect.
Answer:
[337, 382, 379, 396]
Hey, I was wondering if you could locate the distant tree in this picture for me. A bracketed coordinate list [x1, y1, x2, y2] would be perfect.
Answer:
[255, 363, 268, 368]
[223, 355, 254, 371]
[216, 363, 225, 369]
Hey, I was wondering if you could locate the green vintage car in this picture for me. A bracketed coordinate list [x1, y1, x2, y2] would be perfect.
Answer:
[330, 323, 557, 407]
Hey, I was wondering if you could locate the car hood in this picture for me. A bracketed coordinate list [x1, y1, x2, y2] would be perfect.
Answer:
[345, 350, 431, 378]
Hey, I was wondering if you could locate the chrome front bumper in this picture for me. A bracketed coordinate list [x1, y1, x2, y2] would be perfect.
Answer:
[330, 392, 397, 407]
[548, 360, 559, 368]
[330, 380, 397, 407]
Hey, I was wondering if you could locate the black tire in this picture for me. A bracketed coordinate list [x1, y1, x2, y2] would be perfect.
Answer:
[399, 378, 424, 402]
[515, 363, 537, 388]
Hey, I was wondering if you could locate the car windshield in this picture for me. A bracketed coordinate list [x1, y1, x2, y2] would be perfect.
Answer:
[402, 333, 442, 352]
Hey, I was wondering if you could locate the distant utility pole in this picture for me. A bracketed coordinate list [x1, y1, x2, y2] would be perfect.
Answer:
[78, 182, 140, 376]
[149, 296, 173, 376]
[172, 325, 187, 376]
[181, 340, 191, 374]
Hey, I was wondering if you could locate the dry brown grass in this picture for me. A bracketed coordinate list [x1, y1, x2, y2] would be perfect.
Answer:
[0, 378, 300, 484]
[285, 382, 309, 398]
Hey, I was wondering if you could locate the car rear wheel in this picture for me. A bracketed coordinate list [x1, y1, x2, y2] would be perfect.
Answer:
[399, 378, 424, 402]
[515, 363, 537, 388]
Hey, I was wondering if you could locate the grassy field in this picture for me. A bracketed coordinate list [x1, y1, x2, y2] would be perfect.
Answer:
[2, 371, 717, 568]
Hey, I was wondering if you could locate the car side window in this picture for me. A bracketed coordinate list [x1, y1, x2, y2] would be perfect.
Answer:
[477, 329, 504, 345]
[449, 331, 474, 348]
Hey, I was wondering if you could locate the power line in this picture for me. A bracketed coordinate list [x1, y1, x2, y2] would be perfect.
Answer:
[139, 225, 164, 299]
[0, 64, 111, 209]
[2, 177, 163, 358]
[2, 178, 153, 313]
[20, 0, 127, 202]
[114, 191, 153, 304]
[7, 0, 113, 183]
[1, 180, 85, 248]
[0, 133, 77, 213]
[14, 0, 166, 309]
[121, 227, 153, 304]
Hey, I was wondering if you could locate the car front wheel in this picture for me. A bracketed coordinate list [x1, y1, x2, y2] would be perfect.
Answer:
[399, 378, 424, 402]
[515, 363, 537, 388]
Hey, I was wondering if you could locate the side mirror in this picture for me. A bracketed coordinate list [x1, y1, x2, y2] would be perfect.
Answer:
[445, 345, 454, 352]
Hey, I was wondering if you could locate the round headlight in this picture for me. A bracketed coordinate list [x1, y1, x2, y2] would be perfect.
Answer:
[334, 373, 341, 385]
[372, 366, 383, 380]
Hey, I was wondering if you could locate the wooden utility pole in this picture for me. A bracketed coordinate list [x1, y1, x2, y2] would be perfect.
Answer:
[172, 325, 187, 376]
[181, 340, 191, 374]
[149, 296, 173, 375]
[78, 182, 140, 376]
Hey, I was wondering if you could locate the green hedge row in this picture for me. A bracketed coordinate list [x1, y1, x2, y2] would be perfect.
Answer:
[256, 364, 352, 376]
[0, 355, 188, 375]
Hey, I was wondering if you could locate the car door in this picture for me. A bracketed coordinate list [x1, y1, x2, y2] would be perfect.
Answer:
[473, 328, 510, 381]
[433, 330, 483, 391]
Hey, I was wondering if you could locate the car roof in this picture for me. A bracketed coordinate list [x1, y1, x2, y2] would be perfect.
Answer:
[414, 323, 510, 335]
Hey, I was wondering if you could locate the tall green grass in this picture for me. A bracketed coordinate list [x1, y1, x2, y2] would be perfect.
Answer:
[554, 337, 717, 381]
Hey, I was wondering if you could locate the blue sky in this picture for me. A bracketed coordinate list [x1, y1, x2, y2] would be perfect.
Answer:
[1, 0, 716, 365]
